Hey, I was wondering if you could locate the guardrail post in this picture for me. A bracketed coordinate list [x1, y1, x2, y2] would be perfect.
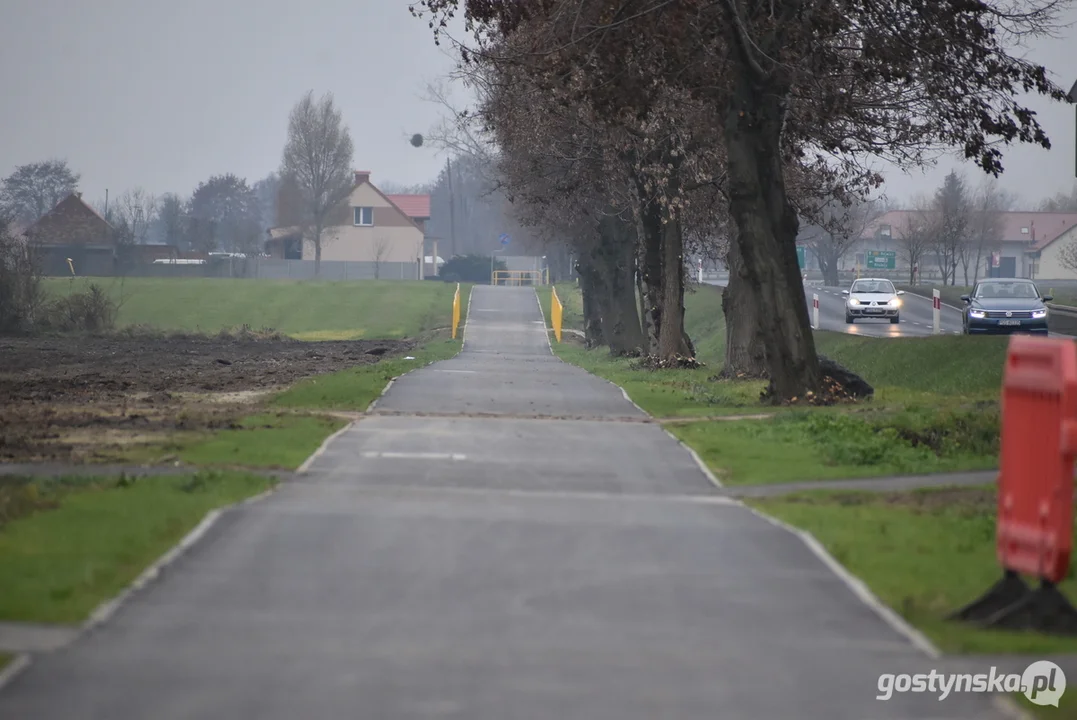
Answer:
[451, 283, 461, 339]
[551, 287, 563, 343]
[812, 293, 819, 329]
[932, 289, 941, 335]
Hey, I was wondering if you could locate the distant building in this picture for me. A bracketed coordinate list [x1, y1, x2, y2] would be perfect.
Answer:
[21, 192, 116, 275]
[267, 172, 430, 276]
[859, 210, 1077, 280]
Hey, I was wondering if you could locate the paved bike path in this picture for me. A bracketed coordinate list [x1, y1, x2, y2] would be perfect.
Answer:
[0, 286, 1012, 719]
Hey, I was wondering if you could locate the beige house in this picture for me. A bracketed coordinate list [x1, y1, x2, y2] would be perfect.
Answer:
[1033, 223, 1077, 280]
[267, 171, 427, 272]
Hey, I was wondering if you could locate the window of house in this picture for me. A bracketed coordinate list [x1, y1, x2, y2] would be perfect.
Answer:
[354, 207, 373, 226]
[1021, 227, 1029, 234]
[879, 224, 891, 236]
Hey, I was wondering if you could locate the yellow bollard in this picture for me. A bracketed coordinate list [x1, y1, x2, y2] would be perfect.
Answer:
[551, 287, 563, 343]
[451, 283, 461, 339]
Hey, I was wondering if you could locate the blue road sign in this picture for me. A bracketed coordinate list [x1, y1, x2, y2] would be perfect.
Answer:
[499, 233, 511, 246]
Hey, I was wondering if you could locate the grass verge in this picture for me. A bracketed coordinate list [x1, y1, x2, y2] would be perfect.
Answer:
[0, 653, 12, 671]
[750, 486, 1077, 654]
[0, 471, 275, 624]
[45, 277, 470, 339]
[273, 334, 463, 411]
[551, 281, 1009, 484]
[104, 412, 348, 469]
[670, 405, 999, 485]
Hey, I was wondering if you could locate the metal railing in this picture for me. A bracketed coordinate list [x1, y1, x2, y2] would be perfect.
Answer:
[491, 269, 547, 286]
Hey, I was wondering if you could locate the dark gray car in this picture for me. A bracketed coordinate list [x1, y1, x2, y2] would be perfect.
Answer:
[961, 279, 1051, 335]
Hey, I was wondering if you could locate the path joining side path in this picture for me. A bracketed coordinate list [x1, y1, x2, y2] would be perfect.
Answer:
[0, 287, 1020, 718]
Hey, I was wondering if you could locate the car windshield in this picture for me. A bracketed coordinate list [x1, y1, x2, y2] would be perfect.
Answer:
[975, 282, 1039, 299]
[851, 280, 895, 294]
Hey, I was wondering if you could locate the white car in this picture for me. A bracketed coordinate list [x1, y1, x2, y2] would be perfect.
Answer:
[843, 278, 904, 324]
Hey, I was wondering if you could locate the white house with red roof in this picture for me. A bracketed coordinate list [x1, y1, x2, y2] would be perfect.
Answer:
[858, 210, 1077, 280]
[267, 171, 432, 276]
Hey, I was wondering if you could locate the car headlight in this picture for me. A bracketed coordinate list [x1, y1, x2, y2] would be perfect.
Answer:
[1032, 309, 1047, 319]
[848, 298, 860, 306]
[969, 309, 986, 319]
[889, 298, 901, 307]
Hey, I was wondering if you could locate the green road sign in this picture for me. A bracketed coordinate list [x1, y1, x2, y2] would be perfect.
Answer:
[865, 250, 896, 270]
[796, 246, 805, 268]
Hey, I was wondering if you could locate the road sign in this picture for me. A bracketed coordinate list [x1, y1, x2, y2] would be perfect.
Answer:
[498, 233, 511, 247]
[865, 250, 896, 270]
[796, 246, 805, 268]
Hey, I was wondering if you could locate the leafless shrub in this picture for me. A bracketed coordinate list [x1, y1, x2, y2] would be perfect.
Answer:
[0, 224, 46, 333]
[41, 283, 117, 333]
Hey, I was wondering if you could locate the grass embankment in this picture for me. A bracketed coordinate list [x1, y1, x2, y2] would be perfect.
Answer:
[0, 471, 274, 624]
[545, 282, 1006, 484]
[44, 277, 469, 340]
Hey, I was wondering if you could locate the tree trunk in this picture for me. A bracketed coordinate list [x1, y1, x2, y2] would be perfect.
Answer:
[722, 55, 821, 401]
[598, 215, 646, 356]
[313, 226, 322, 278]
[817, 238, 841, 286]
[637, 199, 664, 355]
[656, 206, 693, 359]
[576, 253, 606, 348]
[721, 240, 767, 378]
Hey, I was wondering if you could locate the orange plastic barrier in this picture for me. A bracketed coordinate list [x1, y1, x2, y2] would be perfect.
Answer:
[996, 335, 1077, 584]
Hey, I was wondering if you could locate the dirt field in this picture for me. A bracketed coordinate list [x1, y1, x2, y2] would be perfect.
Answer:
[0, 332, 410, 463]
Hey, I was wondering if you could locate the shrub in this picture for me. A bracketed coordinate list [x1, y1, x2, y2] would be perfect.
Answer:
[41, 283, 118, 332]
[0, 223, 46, 334]
[439, 254, 507, 283]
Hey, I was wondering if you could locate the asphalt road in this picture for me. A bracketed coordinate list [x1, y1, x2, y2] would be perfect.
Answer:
[703, 279, 965, 337]
[0, 286, 1012, 719]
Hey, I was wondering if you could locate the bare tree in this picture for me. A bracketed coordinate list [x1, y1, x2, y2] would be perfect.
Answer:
[1057, 238, 1077, 275]
[114, 188, 158, 245]
[894, 197, 937, 285]
[964, 180, 1008, 285]
[157, 193, 187, 249]
[800, 198, 883, 287]
[372, 234, 391, 279]
[933, 172, 971, 286]
[281, 90, 355, 276]
[1038, 182, 1077, 212]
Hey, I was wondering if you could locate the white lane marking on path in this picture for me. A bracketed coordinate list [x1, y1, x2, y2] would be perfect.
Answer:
[362, 451, 467, 461]
[433, 370, 478, 374]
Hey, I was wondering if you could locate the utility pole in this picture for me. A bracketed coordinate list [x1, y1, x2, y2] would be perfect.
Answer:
[1069, 79, 1077, 178]
[446, 157, 456, 258]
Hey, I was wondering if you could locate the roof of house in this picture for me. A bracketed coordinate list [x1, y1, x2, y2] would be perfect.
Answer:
[386, 194, 431, 220]
[22, 192, 115, 246]
[863, 209, 1077, 251]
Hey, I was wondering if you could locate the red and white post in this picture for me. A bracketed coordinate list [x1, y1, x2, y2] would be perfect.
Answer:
[932, 289, 942, 335]
[812, 293, 820, 329]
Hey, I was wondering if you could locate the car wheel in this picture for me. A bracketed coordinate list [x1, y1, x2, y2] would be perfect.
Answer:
[845, 313, 854, 324]
[890, 315, 900, 325]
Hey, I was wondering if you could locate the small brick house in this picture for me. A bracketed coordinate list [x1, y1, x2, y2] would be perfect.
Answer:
[22, 192, 117, 276]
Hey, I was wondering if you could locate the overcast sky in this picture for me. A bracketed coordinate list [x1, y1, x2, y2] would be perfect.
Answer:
[0, 0, 1074, 208]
